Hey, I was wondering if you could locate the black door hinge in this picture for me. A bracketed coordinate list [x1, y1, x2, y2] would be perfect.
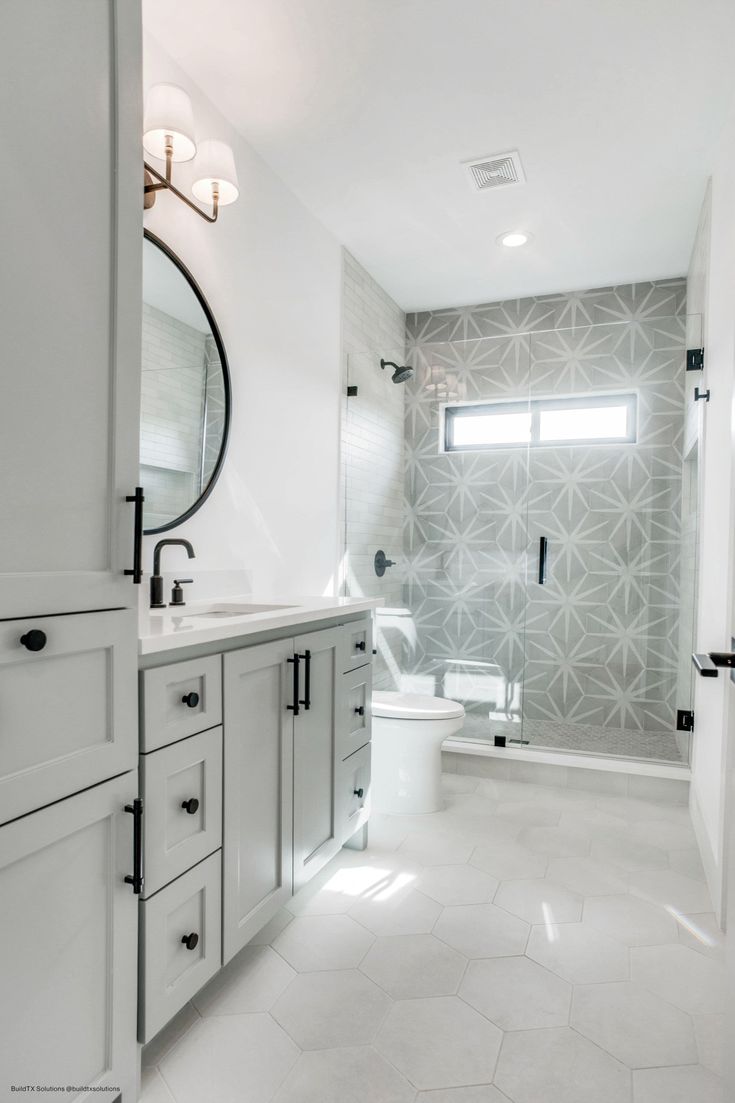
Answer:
[686, 348, 704, 372]
[694, 387, 710, 403]
[347, 385, 358, 397]
[676, 709, 694, 733]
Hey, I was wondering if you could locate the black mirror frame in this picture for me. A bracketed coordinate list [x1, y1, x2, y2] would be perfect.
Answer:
[142, 230, 232, 535]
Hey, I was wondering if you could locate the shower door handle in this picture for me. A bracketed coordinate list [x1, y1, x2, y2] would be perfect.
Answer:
[692, 651, 735, 678]
[538, 536, 548, 585]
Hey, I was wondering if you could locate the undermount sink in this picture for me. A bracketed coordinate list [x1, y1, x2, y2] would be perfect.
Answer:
[179, 602, 298, 620]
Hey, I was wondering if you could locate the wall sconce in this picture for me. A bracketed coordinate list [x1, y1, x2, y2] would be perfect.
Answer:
[143, 83, 239, 224]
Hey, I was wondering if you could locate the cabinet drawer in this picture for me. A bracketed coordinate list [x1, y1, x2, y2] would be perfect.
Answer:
[337, 743, 371, 845]
[141, 727, 223, 898]
[139, 851, 221, 1043]
[141, 654, 222, 752]
[339, 617, 373, 673]
[0, 609, 137, 825]
[337, 665, 372, 760]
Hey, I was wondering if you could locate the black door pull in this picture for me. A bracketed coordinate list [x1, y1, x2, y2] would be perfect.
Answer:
[354, 705, 365, 716]
[181, 932, 199, 951]
[124, 487, 145, 584]
[181, 798, 199, 815]
[124, 798, 144, 894]
[354, 788, 364, 799]
[287, 654, 301, 716]
[20, 629, 47, 652]
[538, 536, 548, 585]
[181, 691, 200, 708]
[299, 650, 311, 710]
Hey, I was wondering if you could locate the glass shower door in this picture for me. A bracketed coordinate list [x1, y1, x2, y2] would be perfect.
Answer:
[402, 332, 531, 743]
[522, 311, 695, 764]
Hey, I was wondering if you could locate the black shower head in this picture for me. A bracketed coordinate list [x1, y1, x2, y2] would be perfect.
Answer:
[380, 358, 414, 384]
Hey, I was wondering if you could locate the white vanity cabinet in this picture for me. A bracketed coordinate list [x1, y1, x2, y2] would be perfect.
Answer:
[139, 613, 374, 1038]
[0, 772, 139, 1102]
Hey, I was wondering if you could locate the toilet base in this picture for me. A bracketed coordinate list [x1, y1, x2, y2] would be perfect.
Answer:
[371, 714, 464, 816]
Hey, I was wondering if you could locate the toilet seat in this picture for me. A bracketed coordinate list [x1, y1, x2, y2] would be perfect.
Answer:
[372, 691, 465, 721]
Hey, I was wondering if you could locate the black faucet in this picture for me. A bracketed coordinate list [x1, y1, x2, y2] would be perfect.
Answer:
[150, 539, 195, 608]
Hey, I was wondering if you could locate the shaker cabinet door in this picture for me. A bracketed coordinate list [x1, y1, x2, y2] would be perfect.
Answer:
[0, 0, 142, 618]
[0, 608, 138, 825]
[223, 639, 294, 963]
[292, 626, 342, 891]
[0, 772, 138, 1103]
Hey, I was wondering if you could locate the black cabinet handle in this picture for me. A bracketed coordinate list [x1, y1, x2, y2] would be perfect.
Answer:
[20, 629, 47, 652]
[538, 536, 548, 585]
[355, 640, 366, 652]
[181, 798, 200, 815]
[287, 654, 301, 716]
[354, 705, 365, 716]
[299, 649, 311, 711]
[182, 691, 200, 708]
[181, 932, 199, 951]
[354, 787, 364, 799]
[124, 798, 144, 895]
[124, 487, 145, 584]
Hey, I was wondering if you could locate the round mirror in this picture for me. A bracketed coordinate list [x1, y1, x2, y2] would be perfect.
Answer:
[140, 231, 231, 533]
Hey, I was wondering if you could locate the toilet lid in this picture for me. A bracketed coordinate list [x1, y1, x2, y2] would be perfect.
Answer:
[372, 692, 465, 720]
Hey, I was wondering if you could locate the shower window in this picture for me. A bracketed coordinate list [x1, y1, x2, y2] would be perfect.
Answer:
[443, 392, 637, 452]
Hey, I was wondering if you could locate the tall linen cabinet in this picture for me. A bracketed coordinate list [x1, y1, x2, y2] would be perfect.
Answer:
[0, 2, 143, 1100]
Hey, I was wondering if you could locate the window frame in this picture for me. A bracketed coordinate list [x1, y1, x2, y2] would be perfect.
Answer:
[441, 391, 638, 453]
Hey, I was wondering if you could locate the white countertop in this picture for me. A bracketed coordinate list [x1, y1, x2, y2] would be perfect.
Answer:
[138, 594, 382, 655]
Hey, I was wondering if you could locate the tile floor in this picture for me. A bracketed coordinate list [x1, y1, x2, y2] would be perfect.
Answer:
[140, 773, 725, 1103]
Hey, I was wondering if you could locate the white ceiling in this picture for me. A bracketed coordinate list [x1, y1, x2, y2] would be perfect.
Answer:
[144, 0, 735, 311]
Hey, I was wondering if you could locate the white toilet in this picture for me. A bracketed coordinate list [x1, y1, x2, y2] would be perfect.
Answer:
[371, 692, 465, 815]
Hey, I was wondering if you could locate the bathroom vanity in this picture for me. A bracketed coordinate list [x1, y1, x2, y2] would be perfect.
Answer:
[136, 598, 377, 1043]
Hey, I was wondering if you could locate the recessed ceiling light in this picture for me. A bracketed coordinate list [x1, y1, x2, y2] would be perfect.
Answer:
[498, 230, 532, 248]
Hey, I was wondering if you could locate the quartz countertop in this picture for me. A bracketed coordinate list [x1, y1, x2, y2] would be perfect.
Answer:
[138, 594, 382, 655]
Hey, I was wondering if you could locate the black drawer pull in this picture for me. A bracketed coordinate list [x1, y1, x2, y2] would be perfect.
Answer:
[20, 629, 47, 652]
[354, 705, 365, 716]
[287, 654, 301, 716]
[124, 798, 144, 895]
[355, 640, 366, 652]
[181, 798, 200, 815]
[181, 932, 199, 951]
[299, 649, 311, 711]
[182, 691, 200, 708]
[353, 787, 364, 799]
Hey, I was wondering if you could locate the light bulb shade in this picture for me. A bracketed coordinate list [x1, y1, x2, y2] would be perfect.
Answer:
[143, 83, 196, 162]
[192, 140, 239, 206]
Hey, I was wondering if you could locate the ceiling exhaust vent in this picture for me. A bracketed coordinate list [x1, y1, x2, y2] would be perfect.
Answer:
[463, 151, 525, 191]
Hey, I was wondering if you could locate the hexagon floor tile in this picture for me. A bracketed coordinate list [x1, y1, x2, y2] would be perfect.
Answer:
[417, 863, 499, 905]
[417, 1088, 511, 1103]
[349, 886, 442, 937]
[434, 903, 529, 959]
[630, 943, 726, 1015]
[583, 893, 679, 947]
[272, 914, 374, 972]
[459, 955, 571, 1031]
[494, 1026, 631, 1103]
[571, 981, 697, 1068]
[494, 877, 583, 925]
[272, 1046, 416, 1103]
[271, 969, 391, 1050]
[360, 933, 467, 998]
[470, 839, 548, 881]
[193, 945, 295, 1016]
[158, 1013, 299, 1103]
[375, 996, 502, 1090]
[526, 921, 629, 984]
[632, 1065, 723, 1103]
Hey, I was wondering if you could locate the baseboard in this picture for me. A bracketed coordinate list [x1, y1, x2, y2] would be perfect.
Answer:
[689, 783, 724, 925]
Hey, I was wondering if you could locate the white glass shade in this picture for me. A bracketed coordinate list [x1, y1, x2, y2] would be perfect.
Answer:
[143, 83, 197, 162]
[192, 140, 240, 206]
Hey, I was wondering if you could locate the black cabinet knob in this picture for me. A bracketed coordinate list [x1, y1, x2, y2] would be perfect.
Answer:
[354, 787, 364, 799]
[20, 629, 47, 652]
[355, 640, 366, 652]
[181, 798, 200, 815]
[354, 705, 365, 716]
[181, 932, 199, 951]
[182, 691, 200, 708]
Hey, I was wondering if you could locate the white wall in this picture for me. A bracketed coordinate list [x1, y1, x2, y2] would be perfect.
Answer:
[340, 250, 406, 689]
[689, 106, 735, 921]
[141, 32, 343, 597]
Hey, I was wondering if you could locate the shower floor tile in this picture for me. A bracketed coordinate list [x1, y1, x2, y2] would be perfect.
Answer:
[459, 714, 688, 765]
[141, 772, 721, 1103]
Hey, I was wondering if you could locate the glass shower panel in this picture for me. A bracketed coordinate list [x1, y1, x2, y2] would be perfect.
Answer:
[402, 333, 531, 742]
[523, 309, 694, 764]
